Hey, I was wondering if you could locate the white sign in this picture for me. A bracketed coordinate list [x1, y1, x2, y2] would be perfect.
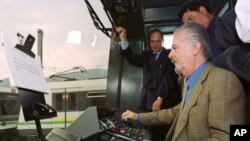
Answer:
[1, 32, 50, 93]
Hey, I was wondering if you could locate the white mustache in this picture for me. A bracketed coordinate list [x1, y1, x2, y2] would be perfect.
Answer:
[171, 59, 176, 64]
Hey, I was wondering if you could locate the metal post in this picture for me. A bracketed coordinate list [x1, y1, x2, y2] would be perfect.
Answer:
[37, 29, 43, 67]
[64, 89, 67, 129]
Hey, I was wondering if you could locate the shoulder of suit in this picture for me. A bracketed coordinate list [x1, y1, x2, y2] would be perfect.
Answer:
[164, 48, 171, 54]
[159, 48, 169, 54]
[208, 63, 237, 78]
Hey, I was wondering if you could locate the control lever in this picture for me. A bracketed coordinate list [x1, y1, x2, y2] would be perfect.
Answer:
[105, 118, 116, 128]
[122, 119, 132, 128]
[99, 120, 108, 129]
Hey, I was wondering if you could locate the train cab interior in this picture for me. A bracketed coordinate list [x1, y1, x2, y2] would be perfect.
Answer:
[93, 0, 238, 116]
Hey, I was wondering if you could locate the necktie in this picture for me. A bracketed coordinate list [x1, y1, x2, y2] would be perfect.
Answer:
[153, 53, 157, 60]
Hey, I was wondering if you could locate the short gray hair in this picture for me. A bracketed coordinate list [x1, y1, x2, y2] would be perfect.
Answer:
[175, 22, 211, 59]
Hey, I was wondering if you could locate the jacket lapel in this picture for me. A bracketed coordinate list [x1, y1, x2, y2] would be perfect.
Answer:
[172, 63, 213, 140]
[180, 80, 188, 109]
[156, 48, 166, 63]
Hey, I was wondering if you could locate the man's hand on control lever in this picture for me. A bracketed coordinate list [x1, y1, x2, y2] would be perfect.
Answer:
[121, 110, 137, 121]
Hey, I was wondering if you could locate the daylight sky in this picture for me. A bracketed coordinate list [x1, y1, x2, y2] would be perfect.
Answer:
[0, 0, 111, 79]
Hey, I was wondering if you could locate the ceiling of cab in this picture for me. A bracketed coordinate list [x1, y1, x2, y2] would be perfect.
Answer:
[100, 0, 186, 38]
[144, 0, 185, 9]
[100, 0, 144, 38]
[143, 0, 186, 26]
[97, 0, 236, 38]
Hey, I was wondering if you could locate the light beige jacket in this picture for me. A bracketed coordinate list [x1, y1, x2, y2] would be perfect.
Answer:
[139, 63, 246, 141]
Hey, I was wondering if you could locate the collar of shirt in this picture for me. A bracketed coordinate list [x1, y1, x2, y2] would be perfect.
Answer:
[186, 61, 209, 95]
[153, 47, 163, 60]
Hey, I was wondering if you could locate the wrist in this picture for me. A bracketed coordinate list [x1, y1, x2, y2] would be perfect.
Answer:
[133, 113, 138, 121]
[119, 41, 129, 50]
[135, 113, 140, 125]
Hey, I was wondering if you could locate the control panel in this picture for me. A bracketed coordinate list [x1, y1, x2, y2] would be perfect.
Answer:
[98, 116, 147, 141]
[46, 107, 149, 141]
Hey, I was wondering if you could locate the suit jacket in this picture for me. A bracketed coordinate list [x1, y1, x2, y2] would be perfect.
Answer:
[215, 8, 242, 50]
[214, 7, 250, 77]
[139, 63, 246, 141]
[213, 7, 250, 88]
[123, 46, 181, 110]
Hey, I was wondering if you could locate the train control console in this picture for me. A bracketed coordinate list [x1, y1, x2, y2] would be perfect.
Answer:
[99, 116, 148, 141]
[46, 106, 150, 141]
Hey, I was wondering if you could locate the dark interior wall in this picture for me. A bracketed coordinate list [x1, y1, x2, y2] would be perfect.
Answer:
[105, 36, 123, 108]
[118, 40, 144, 113]
[103, 0, 146, 117]
[106, 36, 144, 117]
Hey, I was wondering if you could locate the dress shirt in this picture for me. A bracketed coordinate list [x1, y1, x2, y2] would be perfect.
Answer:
[184, 61, 209, 105]
[153, 48, 163, 60]
[119, 41, 129, 50]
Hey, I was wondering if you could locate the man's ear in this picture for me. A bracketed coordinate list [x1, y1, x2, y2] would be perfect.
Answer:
[193, 42, 202, 56]
[199, 6, 208, 14]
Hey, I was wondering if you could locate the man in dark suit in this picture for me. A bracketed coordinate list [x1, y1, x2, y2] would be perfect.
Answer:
[122, 22, 246, 141]
[116, 26, 181, 141]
